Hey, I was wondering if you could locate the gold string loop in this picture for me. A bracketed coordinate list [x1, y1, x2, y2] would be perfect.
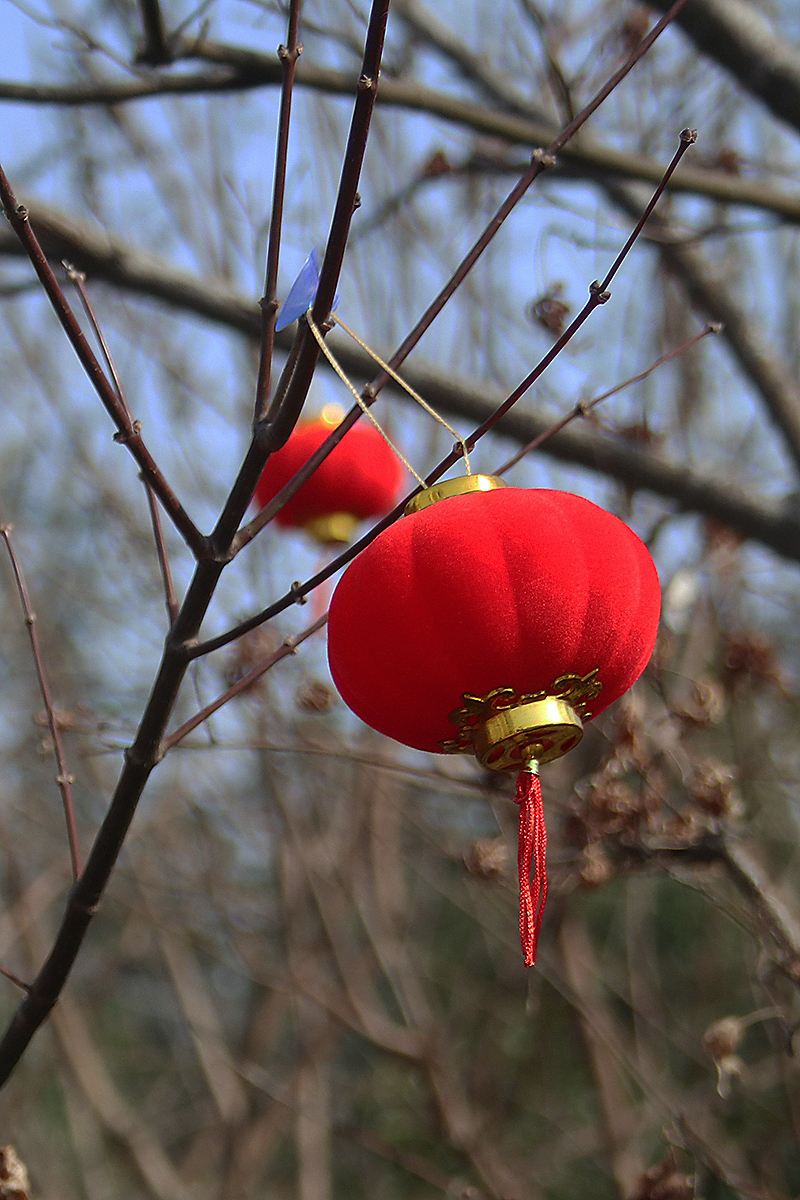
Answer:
[332, 313, 472, 475]
[305, 310, 427, 488]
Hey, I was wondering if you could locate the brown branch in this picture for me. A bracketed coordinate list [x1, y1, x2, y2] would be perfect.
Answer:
[52, 994, 198, 1200]
[0, 69, 246, 106]
[274, 788, 525, 1199]
[536, 941, 790, 1200]
[0, 172, 206, 560]
[369, 1, 800, 479]
[5, 29, 797, 219]
[459, 129, 697, 440]
[0, 525, 81, 880]
[603, 828, 800, 990]
[362, 0, 693, 397]
[0, 204, 261, 333]
[133, 856, 249, 1125]
[360, 0, 800, 486]
[431, 158, 800, 482]
[63, 262, 133, 419]
[0, 965, 29, 993]
[662, 232, 800, 474]
[494, 323, 720, 474]
[391, 0, 800, 221]
[558, 916, 642, 1196]
[720, 838, 800, 973]
[206, 0, 391, 571]
[606, 181, 800, 475]
[437, 148, 800, 225]
[232, 9, 692, 554]
[670, 1114, 790, 1200]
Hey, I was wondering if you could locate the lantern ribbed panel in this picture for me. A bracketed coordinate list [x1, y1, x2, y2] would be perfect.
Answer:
[255, 421, 403, 527]
[327, 488, 661, 753]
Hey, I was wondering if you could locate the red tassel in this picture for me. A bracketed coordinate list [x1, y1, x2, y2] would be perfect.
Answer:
[513, 760, 547, 967]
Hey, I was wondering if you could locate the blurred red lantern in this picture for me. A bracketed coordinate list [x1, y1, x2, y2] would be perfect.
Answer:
[327, 475, 661, 966]
[255, 405, 403, 543]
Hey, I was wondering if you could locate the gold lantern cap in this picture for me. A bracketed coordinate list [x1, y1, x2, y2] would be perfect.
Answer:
[405, 474, 506, 516]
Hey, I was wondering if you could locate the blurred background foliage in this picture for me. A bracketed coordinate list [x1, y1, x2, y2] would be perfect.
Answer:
[2, 0, 800, 1197]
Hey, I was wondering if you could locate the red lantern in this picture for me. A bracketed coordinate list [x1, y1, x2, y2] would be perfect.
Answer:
[327, 475, 661, 965]
[255, 405, 403, 543]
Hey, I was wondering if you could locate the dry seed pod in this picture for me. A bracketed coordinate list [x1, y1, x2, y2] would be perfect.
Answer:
[629, 1152, 695, 1200]
[703, 1015, 745, 1098]
[464, 837, 509, 881]
[0, 1147, 30, 1200]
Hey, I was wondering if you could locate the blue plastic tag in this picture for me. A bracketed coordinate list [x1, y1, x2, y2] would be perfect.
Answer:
[276, 248, 340, 331]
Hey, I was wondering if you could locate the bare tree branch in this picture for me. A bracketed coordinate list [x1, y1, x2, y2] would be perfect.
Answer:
[162, 614, 328, 751]
[650, 0, 800, 138]
[607, 182, 800, 475]
[2, 38, 799, 221]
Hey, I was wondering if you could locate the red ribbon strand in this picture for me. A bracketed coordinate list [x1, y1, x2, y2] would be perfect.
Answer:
[513, 763, 547, 967]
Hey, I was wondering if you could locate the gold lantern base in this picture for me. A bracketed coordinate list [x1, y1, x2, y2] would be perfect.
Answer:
[304, 511, 359, 544]
[440, 670, 602, 771]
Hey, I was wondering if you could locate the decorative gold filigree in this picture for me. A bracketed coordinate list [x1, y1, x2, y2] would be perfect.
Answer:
[439, 668, 602, 770]
[441, 668, 601, 749]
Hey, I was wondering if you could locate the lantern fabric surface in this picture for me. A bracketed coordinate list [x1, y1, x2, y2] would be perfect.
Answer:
[327, 485, 661, 753]
[255, 410, 403, 540]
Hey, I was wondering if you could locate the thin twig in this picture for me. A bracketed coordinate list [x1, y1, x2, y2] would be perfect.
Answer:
[0, 525, 81, 880]
[254, 0, 302, 425]
[607, 179, 800, 473]
[0, 167, 206, 560]
[162, 614, 327, 752]
[63, 262, 133, 419]
[143, 481, 179, 626]
[205, 0, 391, 565]
[2, 55, 797, 223]
[495, 321, 720, 475]
[0, 965, 29, 992]
[194, 133, 695, 658]
[64, 263, 180, 623]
